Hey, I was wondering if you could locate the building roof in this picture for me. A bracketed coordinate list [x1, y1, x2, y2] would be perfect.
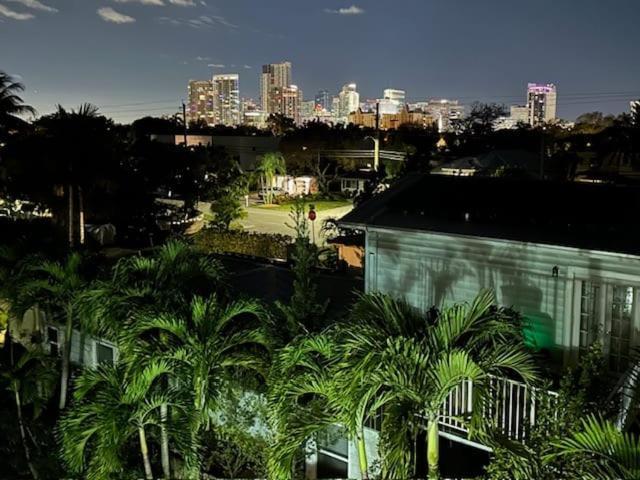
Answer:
[433, 150, 541, 176]
[339, 174, 640, 256]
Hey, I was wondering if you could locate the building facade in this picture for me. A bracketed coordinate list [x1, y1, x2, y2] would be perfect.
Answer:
[411, 99, 465, 133]
[338, 83, 360, 120]
[527, 83, 557, 126]
[315, 89, 331, 112]
[212, 74, 240, 126]
[260, 61, 292, 114]
[381, 88, 406, 114]
[187, 80, 215, 125]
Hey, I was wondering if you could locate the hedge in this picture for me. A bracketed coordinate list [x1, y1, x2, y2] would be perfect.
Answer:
[194, 229, 292, 260]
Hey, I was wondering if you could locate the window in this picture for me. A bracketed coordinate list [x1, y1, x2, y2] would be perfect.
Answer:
[609, 286, 634, 373]
[579, 282, 600, 354]
[46, 327, 59, 356]
[576, 280, 637, 373]
[96, 342, 115, 365]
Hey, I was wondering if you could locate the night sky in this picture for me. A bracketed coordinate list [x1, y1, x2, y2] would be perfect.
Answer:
[1, 0, 639, 123]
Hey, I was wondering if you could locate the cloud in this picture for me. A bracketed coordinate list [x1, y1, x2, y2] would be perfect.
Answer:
[169, 0, 195, 5]
[158, 14, 237, 29]
[6, 0, 57, 13]
[0, 4, 35, 19]
[324, 5, 364, 15]
[195, 56, 211, 61]
[97, 7, 136, 23]
[208, 64, 225, 68]
[243, 65, 252, 69]
[113, 0, 165, 5]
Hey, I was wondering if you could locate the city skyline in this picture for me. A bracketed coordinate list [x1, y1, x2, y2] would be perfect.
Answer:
[2, 0, 640, 122]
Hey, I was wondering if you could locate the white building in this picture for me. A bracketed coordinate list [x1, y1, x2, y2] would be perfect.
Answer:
[527, 83, 557, 126]
[338, 83, 360, 120]
[212, 74, 240, 126]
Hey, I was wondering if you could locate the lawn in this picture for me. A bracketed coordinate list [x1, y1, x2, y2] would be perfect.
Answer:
[257, 199, 353, 212]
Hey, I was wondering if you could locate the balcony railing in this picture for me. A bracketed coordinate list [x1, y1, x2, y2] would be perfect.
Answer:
[365, 375, 559, 448]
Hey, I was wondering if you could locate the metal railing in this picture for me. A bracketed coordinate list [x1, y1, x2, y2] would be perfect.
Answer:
[364, 375, 559, 446]
[440, 375, 558, 443]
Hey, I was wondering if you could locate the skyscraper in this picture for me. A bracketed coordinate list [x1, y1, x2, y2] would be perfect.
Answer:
[260, 62, 292, 113]
[410, 99, 464, 133]
[212, 74, 240, 126]
[384, 88, 406, 105]
[338, 83, 360, 120]
[314, 89, 331, 112]
[527, 83, 557, 126]
[631, 100, 640, 117]
[187, 80, 215, 125]
[267, 85, 302, 124]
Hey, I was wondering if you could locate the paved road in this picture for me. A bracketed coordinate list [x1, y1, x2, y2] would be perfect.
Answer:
[157, 197, 353, 244]
[239, 205, 354, 243]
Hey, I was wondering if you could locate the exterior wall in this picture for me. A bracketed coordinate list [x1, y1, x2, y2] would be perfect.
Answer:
[44, 323, 117, 367]
[365, 227, 640, 366]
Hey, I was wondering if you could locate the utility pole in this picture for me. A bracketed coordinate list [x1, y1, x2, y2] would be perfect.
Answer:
[182, 101, 188, 147]
[540, 128, 545, 180]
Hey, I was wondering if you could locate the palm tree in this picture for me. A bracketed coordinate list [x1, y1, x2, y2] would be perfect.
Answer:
[58, 361, 182, 480]
[0, 71, 36, 139]
[121, 294, 270, 477]
[18, 253, 86, 410]
[268, 332, 375, 480]
[77, 239, 225, 479]
[342, 291, 538, 479]
[545, 415, 640, 480]
[256, 152, 286, 205]
[1, 347, 57, 480]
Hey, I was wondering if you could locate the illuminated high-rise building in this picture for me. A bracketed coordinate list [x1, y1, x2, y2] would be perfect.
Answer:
[260, 62, 292, 114]
[338, 83, 360, 119]
[212, 74, 240, 126]
[527, 83, 557, 126]
[267, 85, 302, 124]
[383, 88, 406, 108]
[411, 99, 464, 132]
[314, 89, 331, 111]
[187, 80, 214, 125]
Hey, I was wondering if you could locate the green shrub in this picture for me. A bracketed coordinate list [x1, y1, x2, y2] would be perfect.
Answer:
[194, 229, 292, 260]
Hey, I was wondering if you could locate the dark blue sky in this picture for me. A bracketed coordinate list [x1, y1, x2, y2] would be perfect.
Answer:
[1, 0, 639, 123]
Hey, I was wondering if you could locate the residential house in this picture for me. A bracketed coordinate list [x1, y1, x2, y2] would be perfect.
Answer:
[318, 173, 640, 478]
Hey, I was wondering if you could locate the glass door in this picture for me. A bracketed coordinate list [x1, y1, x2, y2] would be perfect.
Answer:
[577, 281, 637, 373]
[606, 286, 635, 373]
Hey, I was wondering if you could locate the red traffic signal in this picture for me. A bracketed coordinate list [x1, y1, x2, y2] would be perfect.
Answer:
[308, 207, 317, 221]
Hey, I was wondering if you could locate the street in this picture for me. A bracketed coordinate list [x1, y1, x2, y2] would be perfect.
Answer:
[158, 197, 353, 244]
[239, 204, 354, 243]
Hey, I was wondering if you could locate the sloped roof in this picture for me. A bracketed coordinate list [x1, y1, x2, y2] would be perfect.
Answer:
[339, 174, 640, 256]
[434, 150, 540, 174]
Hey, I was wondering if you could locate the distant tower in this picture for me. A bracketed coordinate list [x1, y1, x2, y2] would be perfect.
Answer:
[315, 89, 331, 111]
[338, 83, 360, 119]
[527, 83, 557, 126]
[212, 74, 240, 126]
[260, 62, 292, 114]
[187, 80, 215, 126]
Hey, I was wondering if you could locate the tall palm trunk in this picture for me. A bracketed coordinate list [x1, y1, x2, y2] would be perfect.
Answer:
[356, 428, 369, 480]
[160, 402, 171, 479]
[14, 388, 39, 480]
[67, 184, 74, 248]
[78, 186, 85, 245]
[427, 418, 439, 480]
[59, 304, 73, 410]
[138, 426, 153, 480]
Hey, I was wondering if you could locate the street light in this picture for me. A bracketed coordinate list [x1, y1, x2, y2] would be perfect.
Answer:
[365, 135, 380, 171]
